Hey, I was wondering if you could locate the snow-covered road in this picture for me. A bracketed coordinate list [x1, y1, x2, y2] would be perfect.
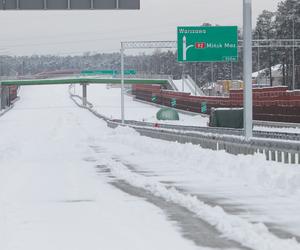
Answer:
[0, 85, 203, 250]
[1, 84, 300, 250]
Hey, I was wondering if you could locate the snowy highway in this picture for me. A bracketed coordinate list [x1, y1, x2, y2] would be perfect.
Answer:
[1, 85, 300, 250]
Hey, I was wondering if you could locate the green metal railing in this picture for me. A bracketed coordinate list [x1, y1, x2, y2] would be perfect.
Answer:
[0, 78, 169, 86]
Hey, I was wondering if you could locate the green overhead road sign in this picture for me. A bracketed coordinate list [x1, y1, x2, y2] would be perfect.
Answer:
[81, 70, 136, 75]
[177, 26, 238, 62]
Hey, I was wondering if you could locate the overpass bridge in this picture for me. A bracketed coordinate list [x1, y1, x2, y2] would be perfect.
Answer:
[0, 77, 169, 86]
[0, 77, 169, 117]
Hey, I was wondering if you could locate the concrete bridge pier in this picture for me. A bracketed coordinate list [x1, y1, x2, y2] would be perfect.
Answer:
[0, 84, 10, 110]
[0, 83, 2, 110]
[82, 84, 88, 106]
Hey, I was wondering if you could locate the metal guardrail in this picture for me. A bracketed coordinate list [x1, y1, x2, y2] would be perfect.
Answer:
[107, 121, 300, 161]
[114, 74, 170, 80]
[68, 86, 300, 164]
[254, 120, 300, 129]
[111, 119, 300, 142]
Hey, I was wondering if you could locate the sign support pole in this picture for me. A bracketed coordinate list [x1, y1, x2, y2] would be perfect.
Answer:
[121, 43, 125, 124]
[243, 0, 253, 140]
[182, 63, 185, 92]
[211, 62, 214, 83]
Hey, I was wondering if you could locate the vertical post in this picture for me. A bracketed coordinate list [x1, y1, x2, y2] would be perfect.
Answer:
[82, 84, 87, 106]
[121, 42, 125, 124]
[182, 63, 185, 92]
[257, 36, 260, 72]
[243, 0, 253, 140]
[0, 82, 2, 110]
[7, 86, 10, 107]
[211, 62, 214, 83]
[257, 42, 260, 87]
[231, 61, 233, 82]
[194, 63, 197, 95]
[292, 19, 295, 90]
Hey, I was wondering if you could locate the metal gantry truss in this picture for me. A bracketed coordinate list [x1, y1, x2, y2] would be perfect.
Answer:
[122, 39, 300, 50]
[251, 39, 300, 48]
[0, 0, 140, 10]
[122, 41, 177, 49]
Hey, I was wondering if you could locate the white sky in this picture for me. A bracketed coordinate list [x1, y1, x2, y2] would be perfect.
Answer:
[0, 0, 282, 56]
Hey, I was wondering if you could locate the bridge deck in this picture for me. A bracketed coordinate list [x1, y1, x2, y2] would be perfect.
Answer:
[0, 78, 168, 86]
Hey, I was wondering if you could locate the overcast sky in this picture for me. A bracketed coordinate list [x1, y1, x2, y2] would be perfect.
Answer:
[0, 0, 282, 56]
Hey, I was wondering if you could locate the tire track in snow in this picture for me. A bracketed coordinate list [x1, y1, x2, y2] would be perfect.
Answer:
[97, 157, 300, 250]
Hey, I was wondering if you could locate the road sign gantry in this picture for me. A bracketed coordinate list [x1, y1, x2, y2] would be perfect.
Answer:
[120, 39, 300, 50]
[0, 0, 140, 10]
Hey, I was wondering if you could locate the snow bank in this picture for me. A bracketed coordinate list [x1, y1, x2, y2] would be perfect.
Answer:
[102, 156, 300, 250]
[108, 126, 300, 196]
